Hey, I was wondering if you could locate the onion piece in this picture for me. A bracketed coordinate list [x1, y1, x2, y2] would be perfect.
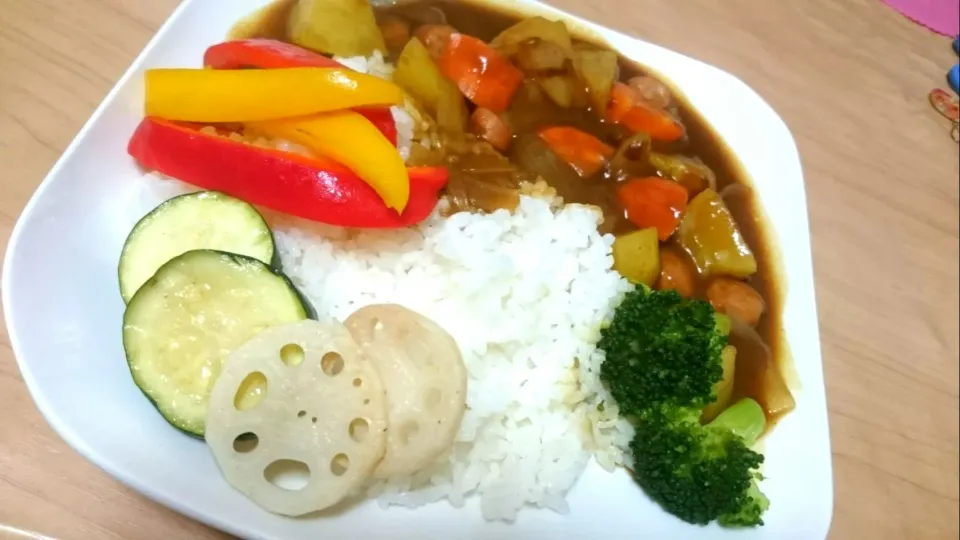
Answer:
[608, 133, 653, 180]
[510, 133, 582, 190]
[490, 16, 574, 59]
[539, 76, 575, 108]
[649, 152, 717, 195]
[516, 40, 568, 72]
[727, 318, 796, 420]
[572, 47, 618, 112]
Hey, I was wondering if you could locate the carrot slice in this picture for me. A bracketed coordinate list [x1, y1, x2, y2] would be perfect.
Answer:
[620, 103, 685, 142]
[438, 33, 523, 113]
[537, 126, 614, 177]
[617, 177, 689, 240]
[607, 82, 637, 121]
[607, 82, 685, 142]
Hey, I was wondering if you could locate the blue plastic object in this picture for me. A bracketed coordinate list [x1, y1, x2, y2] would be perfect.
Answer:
[949, 38, 959, 93]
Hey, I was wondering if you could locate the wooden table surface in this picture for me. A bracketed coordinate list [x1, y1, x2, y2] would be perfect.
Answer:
[1, 0, 957, 538]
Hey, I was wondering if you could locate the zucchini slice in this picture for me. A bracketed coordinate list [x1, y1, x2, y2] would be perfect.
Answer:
[119, 191, 274, 303]
[123, 250, 308, 436]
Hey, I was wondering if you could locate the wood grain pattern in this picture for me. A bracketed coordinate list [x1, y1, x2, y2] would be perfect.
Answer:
[0, 0, 957, 538]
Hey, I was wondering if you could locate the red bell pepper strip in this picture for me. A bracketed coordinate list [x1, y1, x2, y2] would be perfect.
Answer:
[607, 82, 685, 142]
[349, 107, 397, 148]
[203, 39, 344, 69]
[438, 33, 523, 113]
[617, 177, 689, 240]
[202, 39, 397, 146]
[128, 117, 446, 228]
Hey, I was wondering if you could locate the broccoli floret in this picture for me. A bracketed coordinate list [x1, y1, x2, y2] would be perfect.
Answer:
[598, 287, 770, 527]
[629, 400, 768, 527]
[598, 287, 727, 416]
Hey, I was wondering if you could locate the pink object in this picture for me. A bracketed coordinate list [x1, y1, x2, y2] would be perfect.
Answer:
[880, 0, 959, 36]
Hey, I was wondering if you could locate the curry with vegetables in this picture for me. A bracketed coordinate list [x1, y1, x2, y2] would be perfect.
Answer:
[232, 0, 794, 430]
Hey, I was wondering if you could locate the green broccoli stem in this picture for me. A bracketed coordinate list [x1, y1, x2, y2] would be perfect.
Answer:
[706, 397, 766, 446]
[711, 399, 769, 527]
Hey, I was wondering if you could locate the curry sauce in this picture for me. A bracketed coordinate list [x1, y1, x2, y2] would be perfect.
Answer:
[233, 0, 794, 427]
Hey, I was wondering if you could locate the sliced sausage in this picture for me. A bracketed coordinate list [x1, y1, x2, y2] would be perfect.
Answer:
[706, 278, 766, 327]
[657, 248, 696, 298]
[627, 75, 673, 110]
[379, 16, 412, 52]
[415, 24, 456, 58]
[470, 108, 512, 151]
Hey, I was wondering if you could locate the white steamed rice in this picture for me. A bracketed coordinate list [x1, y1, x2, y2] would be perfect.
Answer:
[129, 51, 638, 522]
[270, 195, 634, 521]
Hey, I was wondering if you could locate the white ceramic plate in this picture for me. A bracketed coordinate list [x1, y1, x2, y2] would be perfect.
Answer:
[2, 0, 833, 538]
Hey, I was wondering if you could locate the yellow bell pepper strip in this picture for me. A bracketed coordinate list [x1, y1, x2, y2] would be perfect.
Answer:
[251, 111, 410, 212]
[144, 68, 404, 123]
[202, 40, 398, 146]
